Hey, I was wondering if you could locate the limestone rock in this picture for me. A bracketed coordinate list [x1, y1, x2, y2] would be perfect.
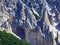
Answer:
[0, 0, 60, 45]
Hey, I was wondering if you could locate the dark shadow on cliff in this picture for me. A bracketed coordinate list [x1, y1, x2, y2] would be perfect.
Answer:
[11, 25, 25, 40]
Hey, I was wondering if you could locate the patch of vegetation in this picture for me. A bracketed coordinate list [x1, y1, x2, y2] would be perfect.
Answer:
[33, 13, 41, 20]
[31, 8, 41, 20]
[0, 31, 31, 45]
[32, 0, 35, 3]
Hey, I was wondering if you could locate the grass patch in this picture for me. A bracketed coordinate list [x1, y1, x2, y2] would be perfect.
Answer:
[0, 31, 31, 45]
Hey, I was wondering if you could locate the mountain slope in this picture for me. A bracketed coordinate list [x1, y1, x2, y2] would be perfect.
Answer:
[0, 0, 60, 45]
[0, 31, 31, 45]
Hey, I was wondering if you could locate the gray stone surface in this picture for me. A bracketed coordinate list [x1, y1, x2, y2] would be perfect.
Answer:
[0, 0, 60, 45]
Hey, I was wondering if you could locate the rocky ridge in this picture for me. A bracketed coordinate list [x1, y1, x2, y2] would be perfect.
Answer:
[0, 0, 60, 45]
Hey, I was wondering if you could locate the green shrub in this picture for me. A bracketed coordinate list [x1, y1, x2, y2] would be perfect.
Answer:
[0, 31, 31, 45]
[32, 0, 35, 3]
[33, 13, 41, 20]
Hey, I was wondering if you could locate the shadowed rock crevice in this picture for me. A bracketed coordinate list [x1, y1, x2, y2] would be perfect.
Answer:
[12, 26, 25, 40]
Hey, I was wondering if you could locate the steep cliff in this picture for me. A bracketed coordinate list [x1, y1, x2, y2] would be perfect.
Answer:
[0, 0, 60, 45]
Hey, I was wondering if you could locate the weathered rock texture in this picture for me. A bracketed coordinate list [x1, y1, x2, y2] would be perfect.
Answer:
[0, 0, 60, 45]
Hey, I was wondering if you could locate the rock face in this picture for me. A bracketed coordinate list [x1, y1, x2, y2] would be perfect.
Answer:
[0, 0, 60, 45]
